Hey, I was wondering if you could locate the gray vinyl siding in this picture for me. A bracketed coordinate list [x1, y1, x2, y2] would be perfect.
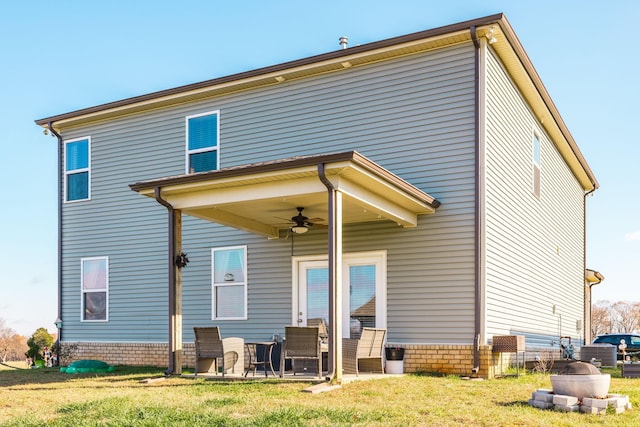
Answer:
[59, 43, 477, 344]
[484, 48, 585, 347]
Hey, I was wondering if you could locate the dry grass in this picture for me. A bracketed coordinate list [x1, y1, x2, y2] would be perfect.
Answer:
[1, 364, 639, 426]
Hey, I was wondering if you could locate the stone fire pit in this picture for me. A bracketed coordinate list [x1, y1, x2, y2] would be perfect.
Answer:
[529, 361, 629, 414]
[550, 361, 610, 400]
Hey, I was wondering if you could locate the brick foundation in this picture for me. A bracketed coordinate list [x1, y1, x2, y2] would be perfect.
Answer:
[61, 342, 198, 368]
[64, 341, 500, 377]
[389, 344, 494, 378]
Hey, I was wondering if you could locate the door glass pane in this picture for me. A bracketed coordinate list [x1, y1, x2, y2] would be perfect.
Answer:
[349, 265, 376, 338]
[306, 268, 328, 325]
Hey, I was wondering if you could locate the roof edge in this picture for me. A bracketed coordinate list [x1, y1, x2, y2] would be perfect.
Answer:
[495, 15, 598, 190]
[129, 150, 441, 209]
[35, 14, 504, 127]
[35, 12, 596, 191]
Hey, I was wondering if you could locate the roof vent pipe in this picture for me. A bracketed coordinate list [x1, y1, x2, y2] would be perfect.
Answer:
[339, 36, 348, 49]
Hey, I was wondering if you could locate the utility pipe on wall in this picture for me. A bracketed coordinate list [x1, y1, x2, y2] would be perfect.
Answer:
[584, 185, 601, 345]
[47, 122, 64, 345]
[470, 25, 482, 375]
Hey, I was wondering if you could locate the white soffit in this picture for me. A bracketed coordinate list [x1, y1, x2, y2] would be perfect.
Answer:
[133, 153, 438, 239]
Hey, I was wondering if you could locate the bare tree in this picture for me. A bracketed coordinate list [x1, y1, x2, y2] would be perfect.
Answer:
[0, 319, 13, 362]
[591, 301, 613, 337]
[633, 302, 640, 332]
[591, 300, 640, 338]
[612, 301, 639, 333]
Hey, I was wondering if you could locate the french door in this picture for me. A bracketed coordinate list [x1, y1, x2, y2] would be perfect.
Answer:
[293, 251, 386, 338]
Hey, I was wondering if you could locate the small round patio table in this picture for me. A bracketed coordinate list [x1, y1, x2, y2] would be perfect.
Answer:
[244, 341, 277, 377]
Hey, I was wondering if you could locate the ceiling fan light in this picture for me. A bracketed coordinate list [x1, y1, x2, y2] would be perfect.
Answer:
[291, 225, 308, 234]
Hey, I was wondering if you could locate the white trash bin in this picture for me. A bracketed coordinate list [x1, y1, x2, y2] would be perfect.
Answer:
[386, 360, 404, 374]
[385, 347, 405, 374]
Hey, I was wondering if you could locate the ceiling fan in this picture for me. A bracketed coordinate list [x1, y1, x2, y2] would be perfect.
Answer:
[285, 207, 326, 234]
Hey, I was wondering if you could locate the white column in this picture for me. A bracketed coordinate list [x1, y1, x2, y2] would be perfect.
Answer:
[333, 191, 343, 383]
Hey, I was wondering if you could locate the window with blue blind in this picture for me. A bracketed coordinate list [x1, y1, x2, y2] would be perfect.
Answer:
[65, 137, 90, 201]
[186, 111, 219, 173]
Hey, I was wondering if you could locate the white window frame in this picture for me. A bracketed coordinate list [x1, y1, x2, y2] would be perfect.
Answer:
[211, 245, 247, 320]
[80, 256, 109, 322]
[64, 136, 91, 203]
[185, 110, 220, 174]
[532, 133, 541, 198]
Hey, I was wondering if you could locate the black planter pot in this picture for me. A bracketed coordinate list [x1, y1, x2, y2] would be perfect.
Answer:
[385, 347, 405, 361]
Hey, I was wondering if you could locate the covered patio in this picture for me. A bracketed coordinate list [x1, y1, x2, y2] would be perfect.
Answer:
[130, 151, 440, 383]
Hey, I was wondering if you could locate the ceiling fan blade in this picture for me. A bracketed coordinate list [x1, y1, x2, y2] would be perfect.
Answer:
[308, 223, 328, 229]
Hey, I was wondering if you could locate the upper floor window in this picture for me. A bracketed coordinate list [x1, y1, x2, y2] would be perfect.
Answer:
[65, 137, 90, 201]
[532, 134, 541, 198]
[212, 246, 247, 320]
[81, 257, 108, 321]
[186, 111, 219, 173]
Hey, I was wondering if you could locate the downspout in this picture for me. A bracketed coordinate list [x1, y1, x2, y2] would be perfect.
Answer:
[583, 187, 597, 344]
[154, 187, 176, 376]
[318, 163, 337, 381]
[47, 122, 63, 345]
[470, 26, 482, 375]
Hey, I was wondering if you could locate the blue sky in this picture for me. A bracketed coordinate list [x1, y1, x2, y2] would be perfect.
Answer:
[1, 1, 638, 337]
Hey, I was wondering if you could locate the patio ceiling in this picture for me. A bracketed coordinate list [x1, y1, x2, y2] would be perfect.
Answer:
[130, 151, 440, 238]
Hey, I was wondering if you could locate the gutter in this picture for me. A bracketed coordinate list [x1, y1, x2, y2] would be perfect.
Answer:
[154, 187, 177, 376]
[583, 187, 596, 279]
[586, 270, 604, 285]
[35, 14, 505, 128]
[47, 122, 63, 344]
[583, 188, 599, 344]
[470, 26, 482, 375]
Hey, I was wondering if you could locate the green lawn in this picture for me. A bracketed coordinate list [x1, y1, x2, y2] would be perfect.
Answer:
[1, 364, 639, 426]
